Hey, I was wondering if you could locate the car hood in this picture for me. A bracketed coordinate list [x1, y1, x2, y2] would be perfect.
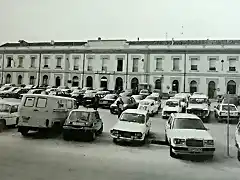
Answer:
[168, 129, 213, 140]
[163, 106, 180, 111]
[187, 104, 208, 110]
[112, 121, 146, 133]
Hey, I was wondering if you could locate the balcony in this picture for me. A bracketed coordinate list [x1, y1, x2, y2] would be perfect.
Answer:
[73, 66, 79, 70]
[229, 66, 236, 72]
[87, 66, 93, 71]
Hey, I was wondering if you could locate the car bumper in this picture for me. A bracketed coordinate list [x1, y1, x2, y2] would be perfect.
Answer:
[63, 126, 95, 133]
[111, 134, 144, 141]
[172, 146, 215, 155]
[218, 116, 239, 121]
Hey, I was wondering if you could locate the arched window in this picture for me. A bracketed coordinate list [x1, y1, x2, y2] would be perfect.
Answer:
[72, 76, 79, 87]
[18, 75, 23, 85]
[42, 75, 48, 85]
[86, 76, 93, 87]
[115, 77, 123, 91]
[100, 76, 108, 89]
[29, 76, 35, 85]
[6, 74, 11, 84]
[208, 81, 216, 98]
[227, 80, 236, 94]
[190, 80, 197, 94]
[172, 80, 179, 93]
[55, 76, 61, 87]
[155, 79, 161, 89]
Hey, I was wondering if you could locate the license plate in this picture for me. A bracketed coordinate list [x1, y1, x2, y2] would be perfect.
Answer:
[188, 148, 202, 153]
[72, 122, 85, 126]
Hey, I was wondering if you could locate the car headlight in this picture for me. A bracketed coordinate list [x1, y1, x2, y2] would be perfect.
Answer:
[110, 129, 118, 135]
[204, 140, 214, 146]
[173, 138, 186, 145]
[135, 132, 142, 138]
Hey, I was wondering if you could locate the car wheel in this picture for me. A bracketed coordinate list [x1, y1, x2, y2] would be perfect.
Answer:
[63, 133, 71, 141]
[170, 146, 176, 158]
[113, 138, 118, 144]
[20, 129, 29, 137]
[89, 132, 96, 141]
[97, 123, 103, 135]
[165, 134, 169, 145]
[0, 120, 6, 132]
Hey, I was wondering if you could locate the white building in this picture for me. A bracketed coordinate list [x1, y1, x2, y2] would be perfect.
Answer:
[1, 38, 240, 98]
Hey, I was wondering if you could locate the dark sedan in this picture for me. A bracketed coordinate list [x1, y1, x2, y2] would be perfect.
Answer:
[109, 96, 138, 114]
[99, 94, 119, 108]
[82, 91, 97, 107]
[11, 88, 29, 99]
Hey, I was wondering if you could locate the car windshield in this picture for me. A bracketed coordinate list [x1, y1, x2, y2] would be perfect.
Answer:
[104, 94, 117, 99]
[173, 118, 206, 130]
[120, 113, 145, 124]
[0, 104, 11, 112]
[146, 96, 157, 101]
[166, 101, 178, 107]
[189, 98, 207, 104]
[69, 111, 90, 122]
[222, 105, 237, 111]
[139, 101, 150, 106]
[133, 95, 143, 100]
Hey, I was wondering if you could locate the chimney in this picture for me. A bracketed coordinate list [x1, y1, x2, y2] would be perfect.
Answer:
[98, 37, 101, 41]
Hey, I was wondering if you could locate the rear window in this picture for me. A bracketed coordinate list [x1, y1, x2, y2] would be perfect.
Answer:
[24, 97, 35, 107]
[36, 98, 47, 108]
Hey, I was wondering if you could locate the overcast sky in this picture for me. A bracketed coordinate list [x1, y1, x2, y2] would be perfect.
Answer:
[0, 0, 239, 44]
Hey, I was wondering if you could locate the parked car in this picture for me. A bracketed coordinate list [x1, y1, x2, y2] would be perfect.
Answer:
[11, 88, 29, 99]
[82, 90, 97, 107]
[110, 96, 138, 114]
[169, 91, 177, 98]
[0, 102, 20, 132]
[110, 109, 151, 144]
[186, 94, 211, 123]
[235, 121, 240, 161]
[0, 86, 12, 92]
[138, 99, 158, 116]
[222, 94, 239, 107]
[0, 87, 19, 98]
[139, 89, 151, 98]
[214, 104, 240, 123]
[63, 109, 103, 141]
[99, 94, 119, 108]
[162, 98, 182, 119]
[165, 113, 215, 159]
[145, 95, 161, 110]
[131, 95, 145, 106]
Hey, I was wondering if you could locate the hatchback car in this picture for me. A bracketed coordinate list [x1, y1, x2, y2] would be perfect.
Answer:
[63, 109, 103, 141]
[214, 104, 240, 123]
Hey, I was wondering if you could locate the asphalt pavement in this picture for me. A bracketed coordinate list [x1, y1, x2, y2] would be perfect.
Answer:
[0, 98, 240, 180]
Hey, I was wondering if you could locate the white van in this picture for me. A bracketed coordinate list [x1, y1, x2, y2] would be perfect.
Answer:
[17, 94, 77, 136]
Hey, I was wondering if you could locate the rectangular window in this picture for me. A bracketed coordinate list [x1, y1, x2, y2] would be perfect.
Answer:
[102, 58, 108, 71]
[190, 57, 198, 70]
[117, 58, 123, 71]
[18, 57, 23, 67]
[56, 57, 62, 68]
[132, 58, 139, 72]
[228, 57, 237, 71]
[209, 57, 217, 71]
[73, 57, 79, 70]
[7, 57, 12, 67]
[30, 57, 35, 68]
[44, 57, 49, 68]
[172, 57, 180, 70]
[36, 98, 47, 108]
[24, 97, 35, 107]
[155, 57, 163, 70]
[87, 58, 93, 71]
[67, 100, 73, 109]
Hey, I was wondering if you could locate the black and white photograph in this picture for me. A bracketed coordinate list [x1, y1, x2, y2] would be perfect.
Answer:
[0, 0, 240, 179]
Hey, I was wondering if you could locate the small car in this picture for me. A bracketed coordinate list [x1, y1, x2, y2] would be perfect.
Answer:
[0, 102, 19, 132]
[165, 113, 215, 159]
[139, 89, 151, 98]
[63, 109, 103, 141]
[131, 95, 145, 106]
[82, 90, 97, 107]
[222, 95, 239, 107]
[235, 121, 240, 161]
[138, 99, 158, 116]
[0, 87, 18, 98]
[11, 88, 29, 99]
[110, 96, 137, 114]
[186, 94, 211, 122]
[214, 104, 240, 123]
[110, 109, 151, 144]
[162, 98, 182, 119]
[99, 94, 119, 108]
[145, 95, 161, 110]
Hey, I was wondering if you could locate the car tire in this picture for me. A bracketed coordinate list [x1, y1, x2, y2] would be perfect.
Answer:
[63, 133, 71, 141]
[89, 132, 96, 141]
[238, 150, 240, 161]
[97, 124, 103, 135]
[165, 134, 169, 145]
[170, 146, 176, 158]
[20, 129, 29, 137]
[113, 138, 118, 144]
[0, 120, 6, 132]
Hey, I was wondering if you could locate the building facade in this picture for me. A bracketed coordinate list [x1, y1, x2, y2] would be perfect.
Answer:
[1, 39, 240, 98]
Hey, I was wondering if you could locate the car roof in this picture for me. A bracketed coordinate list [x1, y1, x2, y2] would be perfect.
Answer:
[23, 94, 75, 100]
[166, 98, 180, 102]
[72, 108, 98, 113]
[123, 109, 147, 115]
[173, 113, 200, 119]
[175, 93, 187, 97]
[190, 94, 208, 98]
[0, 101, 20, 106]
[140, 99, 154, 103]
